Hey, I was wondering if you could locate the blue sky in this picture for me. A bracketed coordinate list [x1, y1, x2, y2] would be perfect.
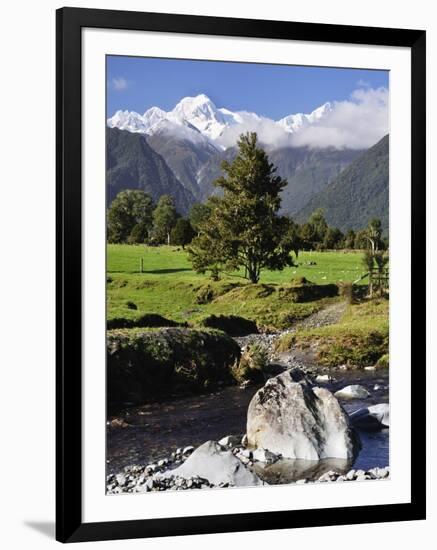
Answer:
[106, 56, 388, 119]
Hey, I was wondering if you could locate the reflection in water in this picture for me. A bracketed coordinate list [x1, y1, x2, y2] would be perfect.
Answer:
[253, 457, 351, 484]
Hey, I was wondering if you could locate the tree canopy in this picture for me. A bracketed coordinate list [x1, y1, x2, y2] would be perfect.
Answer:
[107, 189, 154, 243]
[152, 195, 178, 245]
[171, 218, 195, 248]
[188, 132, 297, 283]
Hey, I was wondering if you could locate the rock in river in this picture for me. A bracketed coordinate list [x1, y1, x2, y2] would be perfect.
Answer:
[334, 385, 370, 399]
[162, 440, 263, 487]
[350, 403, 389, 430]
[246, 369, 360, 461]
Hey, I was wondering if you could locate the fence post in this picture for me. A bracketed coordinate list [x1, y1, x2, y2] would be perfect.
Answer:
[140, 258, 143, 273]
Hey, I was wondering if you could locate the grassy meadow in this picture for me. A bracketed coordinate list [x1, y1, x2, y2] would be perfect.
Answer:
[107, 244, 372, 330]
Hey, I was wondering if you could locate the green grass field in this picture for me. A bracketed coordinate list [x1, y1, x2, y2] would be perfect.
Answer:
[107, 245, 370, 329]
[107, 244, 367, 284]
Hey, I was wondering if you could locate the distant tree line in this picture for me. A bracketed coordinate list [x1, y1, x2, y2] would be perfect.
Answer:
[107, 190, 387, 253]
[292, 209, 388, 252]
[107, 190, 195, 248]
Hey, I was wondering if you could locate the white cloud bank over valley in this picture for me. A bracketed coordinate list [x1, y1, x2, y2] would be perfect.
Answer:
[107, 87, 388, 151]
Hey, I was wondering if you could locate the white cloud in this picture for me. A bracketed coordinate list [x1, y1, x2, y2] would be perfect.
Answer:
[215, 87, 388, 150]
[217, 113, 294, 150]
[111, 77, 128, 91]
[290, 87, 389, 149]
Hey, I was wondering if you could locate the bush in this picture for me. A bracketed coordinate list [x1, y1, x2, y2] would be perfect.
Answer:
[232, 343, 269, 384]
[126, 301, 137, 310]
[107, 328, 241, 407]
[200, 314, 258, 336]
[376, 353, 389, 369]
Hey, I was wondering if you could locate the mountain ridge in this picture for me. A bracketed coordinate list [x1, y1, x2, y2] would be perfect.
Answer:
[106, 127, 195, 215]
[295, 134, 389, 232]
[107, 93, 335, 150]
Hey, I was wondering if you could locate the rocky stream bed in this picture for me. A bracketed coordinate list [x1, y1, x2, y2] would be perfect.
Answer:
[106, 302, 389, 493]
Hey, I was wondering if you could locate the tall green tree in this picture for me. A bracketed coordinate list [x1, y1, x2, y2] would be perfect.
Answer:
[171, 218, 195, 249]
[188, 132, 294, 283]
[309, 208, 329, 246]
[107, 190, 154, 243]
[344, 229, 356, 249]
[323, 227, 344, 250]
[152, 195, 178, 245]
[283, 218, 302, 258]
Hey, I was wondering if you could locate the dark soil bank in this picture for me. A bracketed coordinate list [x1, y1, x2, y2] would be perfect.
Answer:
[107, 328, 240, 409]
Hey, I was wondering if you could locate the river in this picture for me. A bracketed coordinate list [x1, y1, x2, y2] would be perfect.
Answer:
[107, 367, 389, 483]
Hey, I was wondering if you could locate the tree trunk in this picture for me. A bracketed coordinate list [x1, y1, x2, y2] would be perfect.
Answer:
[247, 265, 259, 284]
[167, 232, 170, 246]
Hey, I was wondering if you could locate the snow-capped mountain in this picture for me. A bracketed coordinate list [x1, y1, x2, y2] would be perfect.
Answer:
[107, 110, 150, 134]
[107, 94, 332, 149]
[277, 102, 333, 133]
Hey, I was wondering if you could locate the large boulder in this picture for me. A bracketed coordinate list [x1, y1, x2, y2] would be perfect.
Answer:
[162, 440, 263, 487]
[350, 403, 389, 430]
[246, 369, 360, 460]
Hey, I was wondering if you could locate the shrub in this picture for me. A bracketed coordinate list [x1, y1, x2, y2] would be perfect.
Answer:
[376, 353, 389, 369]
[233, 343, 269, 384]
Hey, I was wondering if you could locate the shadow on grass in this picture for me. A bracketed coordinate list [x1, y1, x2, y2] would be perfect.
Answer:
[107, 268, 193, 274]
[142, 268, 193, 274]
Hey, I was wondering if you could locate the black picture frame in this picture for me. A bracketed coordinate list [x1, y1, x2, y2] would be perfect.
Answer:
[56, 7, 426, 543]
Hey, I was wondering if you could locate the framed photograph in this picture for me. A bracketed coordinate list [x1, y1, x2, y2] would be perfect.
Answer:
[56, 7, 426, 543]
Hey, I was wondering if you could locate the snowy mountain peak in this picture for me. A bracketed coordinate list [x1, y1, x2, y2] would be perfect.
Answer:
[107, 109, 149, 133]
[277, 102, 332, 133]
[171, 94, 231, 140]
[307, 102, 333, 122]
[107, 95, 334, 147]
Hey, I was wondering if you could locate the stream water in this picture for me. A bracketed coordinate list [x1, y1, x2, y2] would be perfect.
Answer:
[106, 367, 389, 482]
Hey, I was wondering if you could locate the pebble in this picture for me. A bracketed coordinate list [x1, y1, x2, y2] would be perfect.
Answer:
[218, 435, 241, 448]
[315, 466, 389, 484]
[107, 443, 390, 493]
